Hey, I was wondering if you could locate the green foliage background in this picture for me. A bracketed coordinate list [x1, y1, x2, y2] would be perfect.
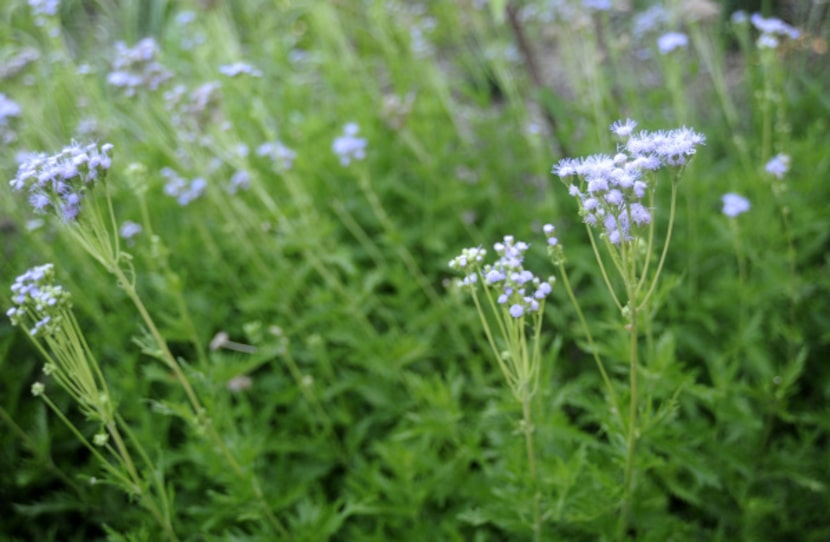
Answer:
[1, 0, 828, 540]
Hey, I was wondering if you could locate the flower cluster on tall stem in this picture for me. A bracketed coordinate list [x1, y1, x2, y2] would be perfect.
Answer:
[450, 234, 556, 541]
[552, 119, 704, 537]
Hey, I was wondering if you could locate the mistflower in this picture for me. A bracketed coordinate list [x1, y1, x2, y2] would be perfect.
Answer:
[552, 119, 704, 244]
[28, 0, 59, 27]
[9, 141, 114, 222]
[219, 62, 263, 78]
[227, 169, 251, 194]
[721, 193, 750, 217]
[765, 154, 790, 179]
[582, 0, 612, 11]
[757, 34, 779, 49]
[750, 13, 800, 40]
[0, 93, 21, 144]
[610, 118, 637, 138]
[731, 11, 748, 24]
[161, 167, 206, 206]
[332, 123, 367, 166]
[107, 38, 172, 96]
[543, 223, 558, 246]
[0, 93, 22, 126]
[257, 141, 297, 171]
[119, 221, 142, 241]
[7, 263, 71, 337]
[450, 237, 553, 319]
[657, 32, 689, 55]
[632, 5, 669, 38]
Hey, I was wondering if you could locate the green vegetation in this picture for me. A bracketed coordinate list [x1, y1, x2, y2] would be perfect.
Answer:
[1, 1, 828, 540]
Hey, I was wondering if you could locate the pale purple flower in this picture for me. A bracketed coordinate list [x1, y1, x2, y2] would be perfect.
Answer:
[227, 169, 250, 194]
[332, 123, 367, 166]
[633, 5, 669, 38]
[161, 167, 206, 206]
[108, 38, 172, 96]
[9, 141, 114, 222]
[543, 223, 558, 246]
[610, 118, 637, 138]
[731, 11, 748, 24]
[119, 221, 143, 240]
[750, 13, 800, 40]
[219, 62, 262, 78]
[765, 154, 790, 179]
[757, 34, 779, 49]
[7, 263, 71, 337]
[0, 94, 22, 126]
[257, 141, 296, 170]
[657, 32, 689, 55]
[450, 236, 552, 318]
[722, 193, 750, 217]
[582, 0, 611, 11]
[553, 120, 704, 243]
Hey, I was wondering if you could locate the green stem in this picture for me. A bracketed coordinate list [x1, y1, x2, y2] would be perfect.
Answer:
[521, 396, 542, 542]
[110, 265, 289, 538]
[557, 262, 621, 421]
[618, 300, 639, 540]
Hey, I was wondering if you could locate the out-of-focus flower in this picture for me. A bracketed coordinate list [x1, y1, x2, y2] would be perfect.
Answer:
[107, 38, 172, 96]
[765, 154, 790, 179]
[657, 32, 689, 55]
[332, 123, 367, 166]
[721, 193, 750, 217]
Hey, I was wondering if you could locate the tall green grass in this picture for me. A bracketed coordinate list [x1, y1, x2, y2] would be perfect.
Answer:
[1, 0, 829, 540]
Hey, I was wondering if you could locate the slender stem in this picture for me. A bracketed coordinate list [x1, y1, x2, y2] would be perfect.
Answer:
[557, 262, 621, 420]
[521, 396, 542, 542]
[618, 296, 639, 540]
[110, 265, 289, 537]
[639, 178, 679, 310]
[585, 225, 623, 312]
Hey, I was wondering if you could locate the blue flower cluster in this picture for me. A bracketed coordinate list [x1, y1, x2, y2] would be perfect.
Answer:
[450, 236, 554, 319]
[161, 167, 206, 206]
[6, 263, 71, 337]
[553, 119, 705, 244]
[9, 141, 114, 222]
[107, 38, 173, 96]
[332, 123, 367, 166]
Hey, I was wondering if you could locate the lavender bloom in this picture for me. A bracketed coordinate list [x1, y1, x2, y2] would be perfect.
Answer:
[0, 93, 21, 144]
[7, 263, 71, 337]
[765, 154, 790, 179]
[722, 193, 750, 217]
[451, 236, 553, 319]
[28, 0, 59, 28]
[119, 221, 143, 240]
[161, 167, 206, 206]
[553, 120, 704, 244]
[9, 141, 114, 222]
[227, 169, 251, 194]
[750, 13, 800, 40]
[332, 123, 367, 166]
[219, 62, 263, 78]
[0, 93, 21, 126]
[582, 0, 611, 11]
[757, 34, 779, 49]
[657, 32, 689, 55]
[610, 118, 637, 138]
[731, 11, 748, 24]
[633, 5, 669, 38]
[107, 38, 172, 96]
[748, 13, 799, 49]
[257, 141, 297, 170]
